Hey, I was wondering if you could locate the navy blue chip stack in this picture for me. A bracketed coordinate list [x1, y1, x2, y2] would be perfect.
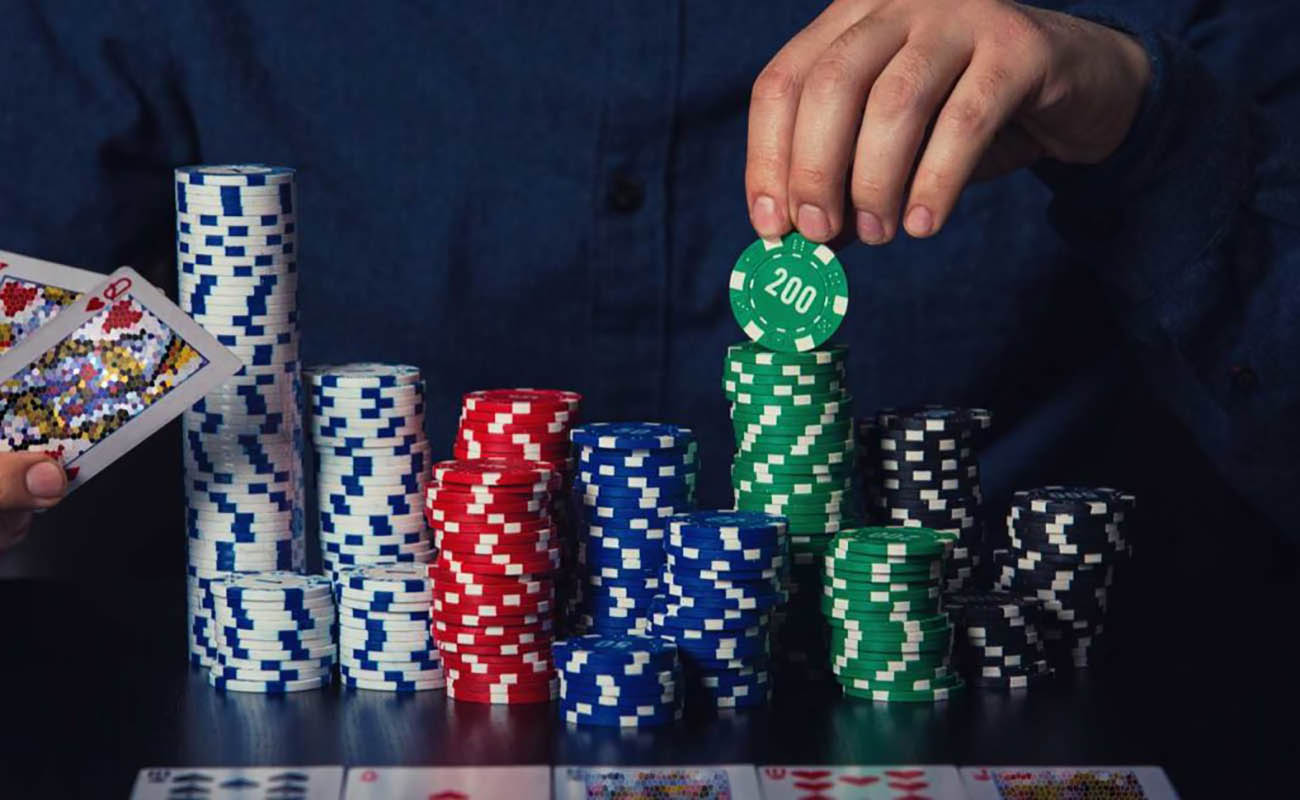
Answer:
[652, 511, 788, 709]
[568, 423, 698, 636]
[336, 563, 443, 691]
[867, 407, 992, 594]
[208, 572, 335, 693]
[1000, 486, 1135, 669]
[945, 591, 1052, 690]
[306, 364, 434, 580]
[175, 165, 306, 669]
[554, 634, 683, 727]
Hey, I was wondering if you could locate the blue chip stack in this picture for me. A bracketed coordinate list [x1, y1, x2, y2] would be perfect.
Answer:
[554, 634, 682, 727]
[175, 165, 306, 669]
[336, 563, 443, 691]
[208, 572, 335, 694]
[568, 423, 698, 635]
[652, 511, 788, 709]
[307, 364, 434, 580]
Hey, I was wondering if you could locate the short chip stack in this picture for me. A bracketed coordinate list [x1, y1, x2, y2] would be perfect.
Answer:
[426, 458, 562, 704]
[725, 342, 860, 684]
[1000, 486, 1135, 668]
[868, 407, 992, 593]
[945, 592, 1051, 690]
[336, 563, 443, 691]
[208, 572, 335, 694]
[175, 165, 305, 669]
[554, 635, 683, 728]
[307, 363, 433, 579]
[652, 511, 787, 709]
[569, 422, 698, 635]
[824, 527, 962, 703]
[453, 389, 583, 620]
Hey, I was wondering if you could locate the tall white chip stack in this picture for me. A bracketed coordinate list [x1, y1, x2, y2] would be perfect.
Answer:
[306, 363, 435, 583]
[175, 165, 306, 669]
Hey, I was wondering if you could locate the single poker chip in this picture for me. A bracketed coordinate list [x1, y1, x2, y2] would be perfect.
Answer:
[306, 363, 420, 388]
[729, 233, 848, 352]
[462, 389, 582, 415]
[340, 563, 432, 593]
[1011, 486, 1137, 516]
[553, 635, 679, 670]
[830, 527, 950, 558]
[433, 458, 554, 487]
[571, 422, 695, 451]
[177, 164, 296, 187]
[212, 572, 332, 603]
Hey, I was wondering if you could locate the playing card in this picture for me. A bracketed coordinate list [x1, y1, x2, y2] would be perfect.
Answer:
[130, 765, 345, 799]
[343, 765, 550, 800]
[0, 249, 104, 355]
[554, 764, 763, 800]
[0, 266, 242, 490]
[959, 766, 1179, 799]
[758, 765, 967, 800]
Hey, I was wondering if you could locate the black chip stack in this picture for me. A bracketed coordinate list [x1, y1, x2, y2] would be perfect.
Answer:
[866, 407, 992, 593]
[945, 591, 1052, 689]
[999, 486, 1136, 668]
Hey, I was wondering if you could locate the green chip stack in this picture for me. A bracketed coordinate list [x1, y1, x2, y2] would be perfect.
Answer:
[823, 526, 963, 702]
[725, 341, 862, 683]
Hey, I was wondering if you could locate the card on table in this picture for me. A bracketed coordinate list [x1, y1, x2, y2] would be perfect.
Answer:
[959, 766, 1179, 799]
[344, 765, 550, 800]
[554, 764, 763, 800]
[758, 765, 967, 800]
[130, 765, 345, 799]
[0, 249, 105, 355]
[0, 265, 242, 490]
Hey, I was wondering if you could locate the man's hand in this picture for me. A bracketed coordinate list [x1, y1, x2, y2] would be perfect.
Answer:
[746, 0, 1152, 244]
[0, 453, 67, 550]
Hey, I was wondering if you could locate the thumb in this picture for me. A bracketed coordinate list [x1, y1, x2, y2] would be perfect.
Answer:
[0, 452, 68, 511]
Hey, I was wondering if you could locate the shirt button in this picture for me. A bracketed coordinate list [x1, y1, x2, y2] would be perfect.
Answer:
[1230, 364, 1258, 391]
[607, 173, 645, 213]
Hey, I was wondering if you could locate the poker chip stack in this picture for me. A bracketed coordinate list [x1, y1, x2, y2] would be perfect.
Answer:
[569, 423, 698, 635]
[823, 527, 963, 703]
[453, 389, 583, 621]
[724, 342, 860, 684]
[425, 458, 562, 704]
[307, 364, 434, 579]
[207, 572, 335, 694]
[175, 165, 305, 669]
[999, 486, 1135, 668]
[336, 563, 443, 691]
[554, 635, 683, 728]
[651, 511, 787, 709]
[867, 407, 993, 593]
[945, 592, 1052, 690]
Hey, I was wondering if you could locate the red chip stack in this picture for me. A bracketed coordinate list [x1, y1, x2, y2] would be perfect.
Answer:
[427, 458, 564, 703]
[452, 388, 583, 629]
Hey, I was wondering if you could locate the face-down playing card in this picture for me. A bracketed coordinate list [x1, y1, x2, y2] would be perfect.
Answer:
[555, 764, 763, 800]
[959, 766, 1179, 799]
[0, 266, 241, 490]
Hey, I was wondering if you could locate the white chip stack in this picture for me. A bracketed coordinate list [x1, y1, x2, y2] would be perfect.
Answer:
[336, 563, 443, 691]
[208, 572, 335, 694]
[176, 165, 305, 669]
[306, 363, 434, 581]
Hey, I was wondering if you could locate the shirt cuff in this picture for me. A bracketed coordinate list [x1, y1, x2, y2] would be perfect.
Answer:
[1033, 6, 1252, 304]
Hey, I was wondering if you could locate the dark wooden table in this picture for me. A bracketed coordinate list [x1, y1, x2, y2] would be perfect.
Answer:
[1, 546, 1295, 800]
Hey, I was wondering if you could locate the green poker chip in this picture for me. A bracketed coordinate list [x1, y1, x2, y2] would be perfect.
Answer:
[729, 233, 849, 352]
[830, 526, 950, 559]
[730, 386, 851, 408]
[839, 671, 964, 692]
[833, 661, 952, 682]
[723, 367, 846, 387]
[822, 581, 941, 601]
[726, 341, 847, 366]
[840, 679, 964, 703]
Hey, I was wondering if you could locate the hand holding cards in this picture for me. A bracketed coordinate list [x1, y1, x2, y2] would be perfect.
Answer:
[0, 265, 241, 492]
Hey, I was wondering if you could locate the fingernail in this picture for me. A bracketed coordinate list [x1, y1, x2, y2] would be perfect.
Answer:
[751, 195, 782, 237]
[797, 204, 831, 240]
[904, 205, 934, 237]
[856, 210, 885, 244]
[25, 461, 65, 499]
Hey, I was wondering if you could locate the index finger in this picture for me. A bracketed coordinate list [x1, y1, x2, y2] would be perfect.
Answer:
[746, 0, 870, 239]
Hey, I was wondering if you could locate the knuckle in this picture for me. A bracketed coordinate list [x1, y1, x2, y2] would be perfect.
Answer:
[805, 56, 857, 100]
[849, 172, 890, 208]
[940, 97, 989, 136]
[914, 163, 961, 198]
[752, 61, 800, 102]
[790, 163, 833, 192]
[870, 71, 926, 118]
